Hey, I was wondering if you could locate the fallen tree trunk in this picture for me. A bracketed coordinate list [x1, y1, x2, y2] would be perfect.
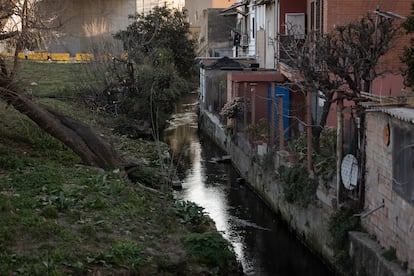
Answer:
[0, 85, 124, 169]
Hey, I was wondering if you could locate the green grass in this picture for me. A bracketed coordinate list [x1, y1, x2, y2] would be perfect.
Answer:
[0, 60, 238, 275]
[14, 60, 88, 97]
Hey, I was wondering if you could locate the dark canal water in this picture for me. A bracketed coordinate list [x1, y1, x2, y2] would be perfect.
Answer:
[163, 93, 334, 276]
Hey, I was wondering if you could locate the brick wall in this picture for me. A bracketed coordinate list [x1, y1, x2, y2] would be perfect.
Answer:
[323, 0, 412, 72]
[364, 111, 414, 270]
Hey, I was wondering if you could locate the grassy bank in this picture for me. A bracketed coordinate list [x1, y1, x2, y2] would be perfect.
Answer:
[0, 60, 240, 275]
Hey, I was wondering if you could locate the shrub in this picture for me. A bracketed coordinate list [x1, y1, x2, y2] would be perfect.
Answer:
[382, 247, 397, 262]
[174, 200, 207, 231]
[182, 231, 234, 271]
[280, 164, 318, 207]
[328, 207, 360, 250]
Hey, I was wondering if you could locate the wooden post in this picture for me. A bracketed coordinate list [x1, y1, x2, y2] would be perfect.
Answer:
[278, 94, 285, 151]
[306, 90, 313, 172]
[270, 83, 275, 148]
[336, 98, 344, 207]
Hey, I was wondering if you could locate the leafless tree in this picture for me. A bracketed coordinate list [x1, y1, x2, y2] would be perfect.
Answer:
[280, 13, 402, 151]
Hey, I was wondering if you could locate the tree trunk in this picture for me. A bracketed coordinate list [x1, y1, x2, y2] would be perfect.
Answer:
[0, 86, 124, 169]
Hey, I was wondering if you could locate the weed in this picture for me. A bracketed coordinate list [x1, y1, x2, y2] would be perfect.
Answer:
[0, 153, 25, 170]
[280, 164, 318, 207]
[174, 200, 207, 229]
[0, 61, 239, 275]
[4, 165, 64, 194]
[183, 231, 235, 271]
[40, 206, 59, 219]
[328, 207, 360, 250]
[80, 224, 97, 238]
[129, 169, 156, 186]
[382, 247, 397, 262]
[92, 239, 144, 271]
[0, 196, 13, 212]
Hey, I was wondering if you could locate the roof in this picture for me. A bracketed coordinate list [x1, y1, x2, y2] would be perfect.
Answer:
[361, 102, 414, 124]
[220, 1, 247, 13]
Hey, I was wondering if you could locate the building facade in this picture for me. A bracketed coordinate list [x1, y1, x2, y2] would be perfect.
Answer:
[363, 105, 414, 271]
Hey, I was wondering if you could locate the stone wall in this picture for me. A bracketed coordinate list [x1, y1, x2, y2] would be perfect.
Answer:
[364, 111, 414, 271]
[199, 111, 336, 269]
[200, 109, 413, 275]
[349, 232, 407, 276]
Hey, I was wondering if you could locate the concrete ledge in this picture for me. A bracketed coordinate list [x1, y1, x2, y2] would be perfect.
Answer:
[349, 231, 408, 276]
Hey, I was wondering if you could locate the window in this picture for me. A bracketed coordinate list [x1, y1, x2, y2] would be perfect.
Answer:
[285, 13, 305, 39]
[316, 0, 320, 31]
[321, 0, 324, 34]
[252, 18, 255, 39]
[392, 123, 414, 204]
[310, 0, 324, 33]
[310, 2, 315, 31]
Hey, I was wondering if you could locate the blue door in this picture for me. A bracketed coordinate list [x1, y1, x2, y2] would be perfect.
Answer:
[267, 85, 290, 139]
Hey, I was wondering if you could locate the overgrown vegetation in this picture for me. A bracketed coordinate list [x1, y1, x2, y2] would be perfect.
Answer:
[0, 61, 239, 274]
[174, 200, 210, 232]
[77, 6, 198, 138]
[328, 208, 360, 250]
[183, 231, 237, 275]
[279, 164, 318, 207]
[328, 207, 361, 271]
[382, 247, 397, 262]
[285, 128, 336, 180]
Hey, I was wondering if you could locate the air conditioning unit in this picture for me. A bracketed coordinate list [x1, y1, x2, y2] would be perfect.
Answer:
[240, 34, 249, 47]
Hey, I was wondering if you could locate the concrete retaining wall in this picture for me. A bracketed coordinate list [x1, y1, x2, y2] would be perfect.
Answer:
[199, 110, 410, 275]
[349, 232, 408, 276]
[199, 111, 336, 268]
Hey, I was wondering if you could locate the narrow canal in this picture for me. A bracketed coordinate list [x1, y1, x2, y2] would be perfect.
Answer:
[164, 93, 333, 276]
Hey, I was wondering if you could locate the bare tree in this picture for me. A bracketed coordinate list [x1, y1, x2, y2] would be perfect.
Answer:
[281, 13, 401, 151]
[0, 0, 124, 169]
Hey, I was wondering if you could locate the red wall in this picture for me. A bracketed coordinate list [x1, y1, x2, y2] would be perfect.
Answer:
[280, 0, 307, 35]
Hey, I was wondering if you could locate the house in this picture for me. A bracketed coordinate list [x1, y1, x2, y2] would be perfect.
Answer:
[214, 0, 307, 147]
[359, 101, 414, 271]
[200, 0, 414, 272]
[304, 0, 411, 126]
[222, 0, 306, 68]
[185, 0, 238, 57]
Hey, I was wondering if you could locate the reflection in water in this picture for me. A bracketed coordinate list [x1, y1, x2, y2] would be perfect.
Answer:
[164, 93, 333, 276]
[175, 137, 252, 273]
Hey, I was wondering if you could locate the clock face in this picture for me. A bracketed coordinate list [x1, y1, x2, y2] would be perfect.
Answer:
[341, 154, 358, 190]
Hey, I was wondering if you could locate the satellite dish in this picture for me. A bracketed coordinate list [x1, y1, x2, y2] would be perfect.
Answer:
[341, 154, 358, 190]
